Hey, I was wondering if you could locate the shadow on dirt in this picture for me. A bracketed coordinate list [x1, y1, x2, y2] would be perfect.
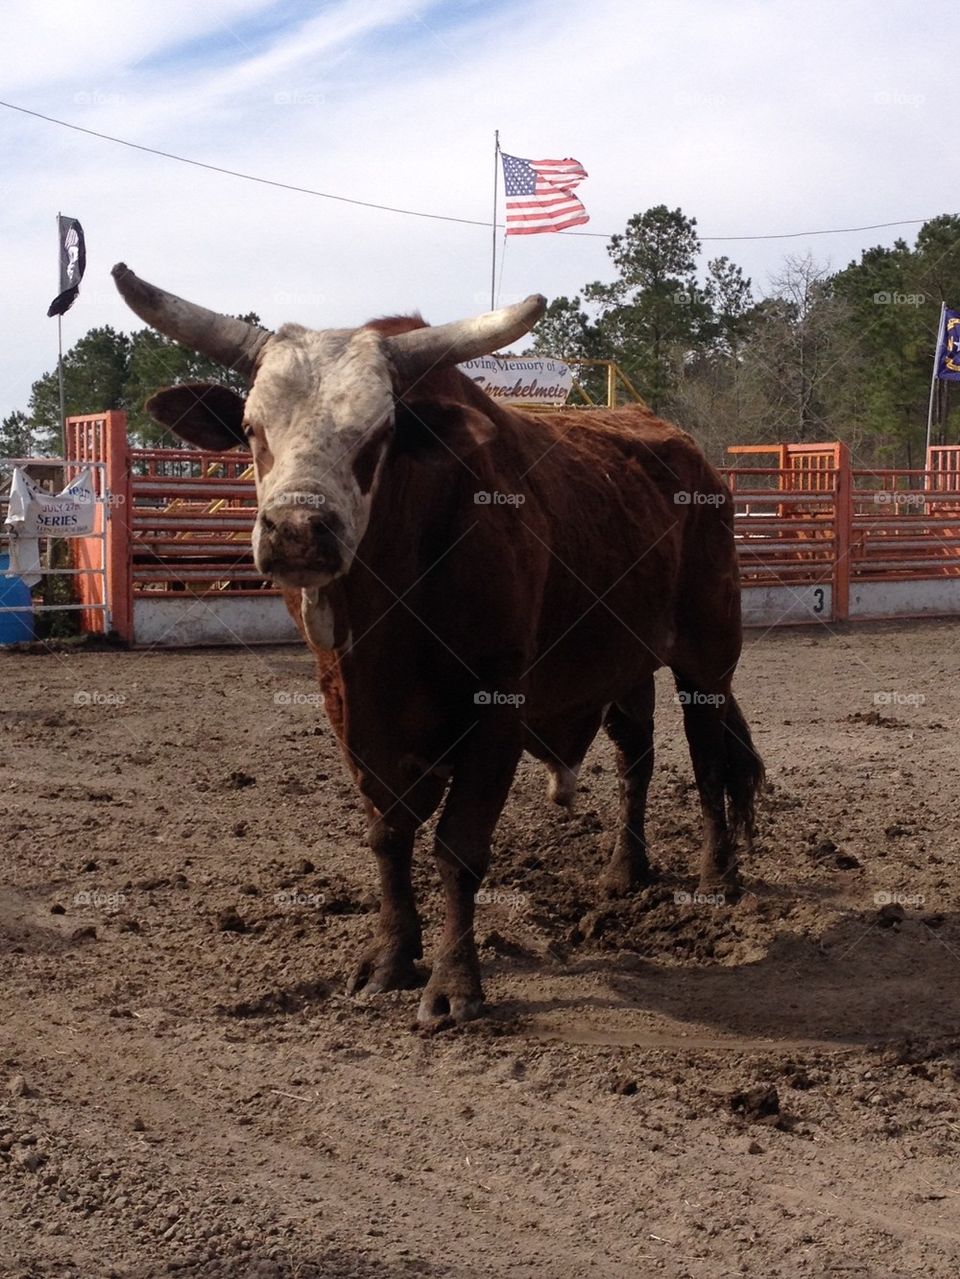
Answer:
[492, 901, 960, 1048]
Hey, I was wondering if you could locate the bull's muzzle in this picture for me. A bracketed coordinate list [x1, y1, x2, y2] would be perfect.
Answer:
[256, 498, 345, 586]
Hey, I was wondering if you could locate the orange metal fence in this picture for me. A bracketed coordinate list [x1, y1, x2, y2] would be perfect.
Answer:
[850, 470, 960, 580]
[65, 418, 960, 641]
[927, 445, 960, 493]
[128, 447, 269, 597]
[723, 441, 960, 622]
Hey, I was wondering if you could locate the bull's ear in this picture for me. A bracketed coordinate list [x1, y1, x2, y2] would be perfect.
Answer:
[393, 398, 496, 464]
[145, 382, 247, 451]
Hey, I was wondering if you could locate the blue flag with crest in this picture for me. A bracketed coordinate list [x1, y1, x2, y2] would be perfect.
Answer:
[937, 307, 960, 382]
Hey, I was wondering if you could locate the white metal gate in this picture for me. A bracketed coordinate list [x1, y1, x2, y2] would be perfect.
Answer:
[0, 456, 111, 640]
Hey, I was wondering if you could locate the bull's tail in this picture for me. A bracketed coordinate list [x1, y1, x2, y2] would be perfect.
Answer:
[724, 693, 764, 845]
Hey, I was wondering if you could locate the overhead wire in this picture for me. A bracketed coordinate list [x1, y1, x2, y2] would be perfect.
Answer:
[0, 99, 946, 244]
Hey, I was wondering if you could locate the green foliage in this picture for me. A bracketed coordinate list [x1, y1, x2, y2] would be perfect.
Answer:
[530, 296, 608, 403]
[7, 315, 260, 456]
[828, 238, 951, 462]
[702, 257, 755, 358]
[28, 327, 130, 452]
[528, 208, 960, 463]
[530, 295, 594, 360]
[34, 537, 80, 640]
[0, 410, 34, 457]
[584, 205, 706, 411]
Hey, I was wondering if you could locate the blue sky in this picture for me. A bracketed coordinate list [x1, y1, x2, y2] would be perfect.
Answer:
[0, 0, 952, 421]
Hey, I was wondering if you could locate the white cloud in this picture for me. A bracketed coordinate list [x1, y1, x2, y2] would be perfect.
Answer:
[0, 0, 276, 93]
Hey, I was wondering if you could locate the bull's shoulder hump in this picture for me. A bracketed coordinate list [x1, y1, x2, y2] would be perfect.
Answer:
[544, 407, 701, 461]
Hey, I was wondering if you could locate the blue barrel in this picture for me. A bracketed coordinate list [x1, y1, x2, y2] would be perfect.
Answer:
[0, 553, 35, 643]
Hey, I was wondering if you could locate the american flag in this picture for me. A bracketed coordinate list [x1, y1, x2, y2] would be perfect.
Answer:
[500, 153, 589, 236]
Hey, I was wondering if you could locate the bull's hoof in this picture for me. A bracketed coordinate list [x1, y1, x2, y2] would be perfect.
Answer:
[346, 942, 421, 996]
[697, 871, 741, 902]
[599, 846, 654, 898]
[417, 969, 485, 1025]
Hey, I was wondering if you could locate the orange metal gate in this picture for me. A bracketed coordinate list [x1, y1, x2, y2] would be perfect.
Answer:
[65, 413, 131, 639]
[721, 443, 850, 623]
[69, 412, 282, 645]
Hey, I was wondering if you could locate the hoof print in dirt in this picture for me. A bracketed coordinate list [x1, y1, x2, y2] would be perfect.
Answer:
[216, 907, 249, 934]
[729, 1083, 794, 1131]
[574, 903, 629, 943]
[323, 892, 370, 916]
[480, 930, 532, 958]
[220, 770, 256, 790]
[834, 852, 862, 870]
[542, 940, 570, 966]
[811, 838, 861, 871]
[780, 1062, 817, 1091]
[7, 1074, 31, 1098]
[215, 980, 329, 1019]
[611, 1077, 638, 1096]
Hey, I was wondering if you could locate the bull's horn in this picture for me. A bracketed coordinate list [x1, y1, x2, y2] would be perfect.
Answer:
[111, 263, 270, 378]
[387, 294, 547, 374]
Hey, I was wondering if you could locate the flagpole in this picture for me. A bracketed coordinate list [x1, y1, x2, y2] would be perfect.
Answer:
[490, 130, 500, 311]
[56, 212, 67, 460]
[926, 300, 947, 459]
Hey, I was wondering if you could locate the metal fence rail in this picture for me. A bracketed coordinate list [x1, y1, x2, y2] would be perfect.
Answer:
[128, 446, 275, 598]
[850, 470, 960, 579]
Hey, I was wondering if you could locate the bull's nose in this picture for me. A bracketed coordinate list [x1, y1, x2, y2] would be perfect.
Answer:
[259, 503, 344, 577]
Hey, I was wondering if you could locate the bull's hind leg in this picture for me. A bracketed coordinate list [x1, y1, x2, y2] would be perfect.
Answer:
[347, 807, 424, 995]
[674, 675, 739, 895]
[723, 692, 764, 851]
[600, 677, 656, 896]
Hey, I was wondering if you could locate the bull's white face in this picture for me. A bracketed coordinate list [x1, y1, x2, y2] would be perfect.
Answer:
[244, 325, 396, 589]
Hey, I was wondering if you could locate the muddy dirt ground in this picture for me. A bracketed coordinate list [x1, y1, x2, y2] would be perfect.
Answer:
[2, 618, 960, 1278]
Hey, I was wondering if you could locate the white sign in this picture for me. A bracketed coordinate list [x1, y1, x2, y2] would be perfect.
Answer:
[4, 467, 97, 586]
[6, 467, 97, 537]
[458, 357, 574, 407]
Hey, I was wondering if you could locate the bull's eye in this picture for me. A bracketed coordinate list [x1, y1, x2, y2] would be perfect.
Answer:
[352, 421, 392, 495]
[243, 424, 256, 441]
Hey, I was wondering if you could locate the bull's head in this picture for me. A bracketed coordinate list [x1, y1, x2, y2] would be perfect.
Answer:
[112, 264, 545, 594]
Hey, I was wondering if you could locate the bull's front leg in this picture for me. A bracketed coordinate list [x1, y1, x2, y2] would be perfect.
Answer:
[419, 700, 523, 1025]
[347, 808, 423, 995]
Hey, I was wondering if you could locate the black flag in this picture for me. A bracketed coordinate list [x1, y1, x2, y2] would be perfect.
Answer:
[47, 215, 86, 317]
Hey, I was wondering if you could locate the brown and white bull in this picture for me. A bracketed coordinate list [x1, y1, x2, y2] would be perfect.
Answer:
[112, 263, 764, 1024]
